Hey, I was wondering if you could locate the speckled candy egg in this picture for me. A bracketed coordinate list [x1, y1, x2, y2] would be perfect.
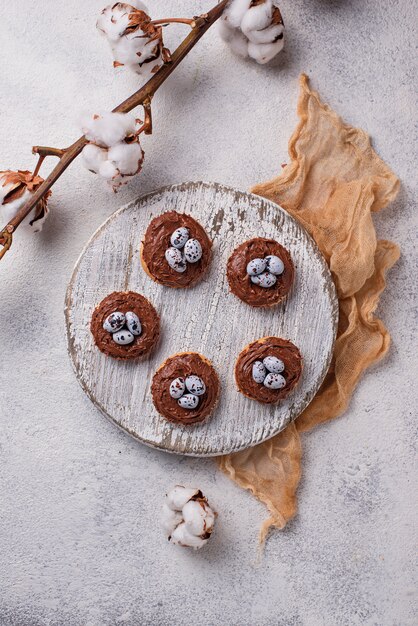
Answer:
[263, 372, 286, 390]
[246, 258, 266, 276]
[103, 311, 125, 333]
[265, 255, 284, 276]
[165, 247, 187, 273]
[250, 272, 277, 288]
[252, 361, 267, 383]
[112, 329, 135, 345]
[185, 375, 206, 396]
[263, 356, 285, 374]
[169, 377, 186, 399]
[183, 238, 202, 263]
[178, 393, 200, 410]
[170, 227, 190, 249]
[125, 311, 142, 336]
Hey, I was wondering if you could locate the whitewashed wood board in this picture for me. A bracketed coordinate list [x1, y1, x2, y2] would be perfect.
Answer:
[65, 181, 338, 456]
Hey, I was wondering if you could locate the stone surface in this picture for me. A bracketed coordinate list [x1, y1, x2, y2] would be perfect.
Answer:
[0, 1, 416, 625]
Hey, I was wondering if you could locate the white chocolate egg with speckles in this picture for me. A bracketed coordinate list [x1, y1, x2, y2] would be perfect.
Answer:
[103, 311, 125, 333]
[178, 393, 199, 409]
[265, 255, 284, 276]
[185, 375, 206, 396]
[112, 329, 135, 345]
[170, 227, 189, 249]
[263, 372, 286, 389]
[246, 258, 266, 276]
[184, 238, 202, 263]
[165, 247, 187, 273]
[125, 311, 142, 336]
[263, 356, 285, 374]
[169, 377, 186, 399]
[250, 272, 277, 288]
[252, 361, 267, 383]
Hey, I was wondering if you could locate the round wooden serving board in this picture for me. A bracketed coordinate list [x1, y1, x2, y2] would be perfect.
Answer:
[65, 182, 338, 456]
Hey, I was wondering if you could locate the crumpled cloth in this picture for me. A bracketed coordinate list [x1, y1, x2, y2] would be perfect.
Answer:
[217, 74, 400, 542]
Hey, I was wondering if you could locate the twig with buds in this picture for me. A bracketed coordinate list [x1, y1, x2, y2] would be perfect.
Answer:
[0, 1, 228, 261]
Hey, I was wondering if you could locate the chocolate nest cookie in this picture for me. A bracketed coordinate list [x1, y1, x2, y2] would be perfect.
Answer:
[90, 291, 160, 360]
[151, 352, 220, 425]
[226, 237, 294, 307]
[141, 211, 212, 288]
[235, 337, 302, 404]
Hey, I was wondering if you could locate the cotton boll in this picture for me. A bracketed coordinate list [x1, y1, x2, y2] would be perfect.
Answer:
[98, 159, 119, 181]
[170, 523, 208, 550]
[97, 3, 132, 42]
[248, 38, 284, 64]
[111, 36, 143, 67]
[163, 486, 216, 550]
[80, 111, 138, 148]
[220, 0, 285, 64]
[240, 1, 272, 34]
[161, 503, 183, 535]
[228, 31, 250, 58]
[224, 0, 252, 28]
[112, 30, 160, 68]
[0, 170, 50, 232]
[219, 21, 249, 58]
[81, 144, 108, 174]
[129, 55, 163, 82]
[166, 486, 201, 511]
[245, 22, 284, 45]
[0, 188, 31, 224]
[107, 141, 144, 176]
[182, 500, 215, 536]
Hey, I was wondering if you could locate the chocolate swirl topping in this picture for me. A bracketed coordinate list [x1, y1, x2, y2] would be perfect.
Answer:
[235, 337, 302, 403]
[90, 291, 160, 360]
[151, 353, 220, 425]
[227, 238, 294, 307]
[141, 211, 212, 288]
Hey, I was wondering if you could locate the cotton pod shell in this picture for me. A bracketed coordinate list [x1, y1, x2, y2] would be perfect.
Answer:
[169, 377, 186, 400]
[165, 247, 186, 273]
[251, 271, 277, 288]
[263, 372, 286, 390]
[170, 523, 207, 549]
[178, 394, 199, 410]
[263, 356, 285, 374]
[183, 238, 202, 263]
[252, 360, 267, 383]
[246, 258, 266, 276]
[182, 500, 215, 536]
[112, 329, 135, 345]
[166, 486, 201, 511]
[185, 375, 206, 396]
[265, 254, 284, 276]
[125, 311, 141, 336]
[170, 227, 189, 249]
[103, 311, 126, 333]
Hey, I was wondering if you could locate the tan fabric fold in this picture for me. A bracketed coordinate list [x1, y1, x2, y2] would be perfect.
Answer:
[217, 74, 400, 539]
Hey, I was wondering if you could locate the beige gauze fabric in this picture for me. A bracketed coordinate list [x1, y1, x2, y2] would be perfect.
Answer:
[217, 74, 400, 542]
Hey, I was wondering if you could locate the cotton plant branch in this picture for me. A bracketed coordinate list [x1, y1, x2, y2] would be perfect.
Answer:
[0, 1, 228, 261]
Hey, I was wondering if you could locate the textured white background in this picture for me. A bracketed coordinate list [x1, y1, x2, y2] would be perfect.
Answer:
[0, 1, 416, 625]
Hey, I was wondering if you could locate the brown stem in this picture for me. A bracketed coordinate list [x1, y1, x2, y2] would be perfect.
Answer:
[32, 146, 66, 159]
[0, 0, 228, 261]
[151, 18, 197, 27]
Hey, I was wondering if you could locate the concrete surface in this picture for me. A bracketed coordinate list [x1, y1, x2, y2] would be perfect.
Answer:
[0, 1, 416, 625]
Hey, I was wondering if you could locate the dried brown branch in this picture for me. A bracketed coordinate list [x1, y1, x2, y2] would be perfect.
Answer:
[0, 1, 228, 261]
